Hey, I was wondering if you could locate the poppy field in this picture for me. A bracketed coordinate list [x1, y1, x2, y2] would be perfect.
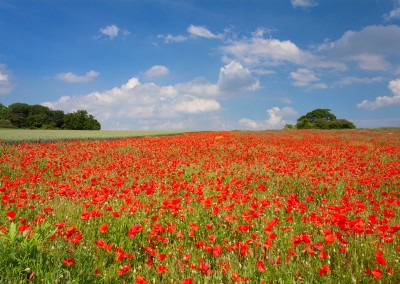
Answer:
[0, 130, 399, 283]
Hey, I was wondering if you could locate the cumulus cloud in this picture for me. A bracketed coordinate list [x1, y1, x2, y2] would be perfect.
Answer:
[239, 107, 298, 130]
[290, 68, 327, 89]
[144, 65, 169, 78]
[218, 61, 260, 93]
[357, 79, 400, 109]
[97, 24, 129, 39]
[56, 70, 100, 83]
[291, 0, 318, 8]
[321, 25, 400, 73]
[0, 64, 13, 95]
[43, 62, 258, 130]
[187, 25, 223, 39]
[383, 6, 400, 21]
[221, 35, 345, 70]
[174, 96, 220, 114]
[100, 24, 119, 38]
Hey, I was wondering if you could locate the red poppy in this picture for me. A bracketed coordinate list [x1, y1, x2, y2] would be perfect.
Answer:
[99, 223, 108, 233]
[135, 276, 149, 284]
[156, 264, 168, 273]
[117, 263, 131, 276]
[257, 260, 266, 272]
[128, 224, 143, 238]
[6, 211, 16, 219]
[62, 257, 74, 266]
[375, 251, 387, 266]
[318, 264, 331, 276]
[181, 278, 193, 284]
[370, 268, 382, 279]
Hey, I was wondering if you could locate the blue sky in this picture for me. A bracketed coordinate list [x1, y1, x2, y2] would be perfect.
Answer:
[1, 0, 400, 130]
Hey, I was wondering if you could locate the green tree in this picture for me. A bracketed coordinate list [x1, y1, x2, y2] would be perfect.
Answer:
[49, 110, 65, 129]
[296, 109, 356, 129]
[5, 103, 31, 128]
[63, 110, 101, 130]
[297, 109, 336, 124]
[0, 103, 6, 120]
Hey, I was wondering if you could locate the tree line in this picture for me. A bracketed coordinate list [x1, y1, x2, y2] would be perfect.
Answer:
[0, 102, 101, 130]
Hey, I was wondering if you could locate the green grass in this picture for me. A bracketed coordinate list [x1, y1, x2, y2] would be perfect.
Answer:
[0, 129, 191, 144]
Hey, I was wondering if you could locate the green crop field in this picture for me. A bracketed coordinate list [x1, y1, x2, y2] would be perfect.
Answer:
[0, 129, 190, 144]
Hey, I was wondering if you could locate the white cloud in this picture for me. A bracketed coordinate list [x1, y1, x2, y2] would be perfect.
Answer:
[383, 7, 400, 21]
[290, 68, 327, 89]
[43, 62, 258, 130]
[144, 65, 169, 78]
[174, 96, 220, 114]
[291, 0, 318, 8]
[357, 79, 400, 109]
[160, 34, 187, 43]
[334, 76, 384, 87]
[239, 107, 298, 130]
[218, 61, 260, 93]
[187, 25, 223, 39]
[320, 25, 400, 59]
[100, 24, 120, 38]
[221, 35, 345, 70]
[56, 70, 100, 83]
[350, 53, 391, 71]
[0, 64, 13, 95]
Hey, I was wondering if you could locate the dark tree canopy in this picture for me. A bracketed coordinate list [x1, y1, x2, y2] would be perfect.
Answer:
[0, 102, 101, 130]
[296, 109, 356, 130]
[297, 108, 337, 123]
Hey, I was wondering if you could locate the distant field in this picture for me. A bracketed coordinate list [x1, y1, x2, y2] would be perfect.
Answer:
[0, 129, 190, 144]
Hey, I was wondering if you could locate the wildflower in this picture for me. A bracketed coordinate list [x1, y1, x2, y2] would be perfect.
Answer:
[156, 264, 168, 273]
[135, 275, 149, 284]
[375, 251, 387, 266]
[257, 260, 266, 272]
[95, 239, 107, 249]
[62, 257, 74, 266]
[128, 224, 143, 238]
[117, 263, 131, 276]
[6, 211, 16, 219]
[370, 268, 382, 279]
[318, 264, 331, 276]
[99, 223, 108, 233]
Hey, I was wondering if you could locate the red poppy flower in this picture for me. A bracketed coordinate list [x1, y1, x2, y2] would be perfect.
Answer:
[257, 260, 266, 272]
[135, 275, 149, 284]
[370, 268, 382, 279]
[128, 224, 143, 238]
[318, 264, 331, 276]
[99, 223, 108, 233]
[375, 252, 387, 266]
[117, 263, 131, 276]
[6, 211, 16, 219]
[62, 257, 74, 266]
[156, 264, 168, 273]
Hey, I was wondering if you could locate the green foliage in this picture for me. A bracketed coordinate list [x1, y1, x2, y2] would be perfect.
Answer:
[0, 102, 101, 130]
[0, 222, 60, 282]
[0, 119, 16, 128]
[296, 109, 356, 129]
[63, 110, 101, 130]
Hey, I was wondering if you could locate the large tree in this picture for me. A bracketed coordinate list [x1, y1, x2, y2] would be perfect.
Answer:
[63, 110, 101, 130]
[296, 109, 356, 129]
